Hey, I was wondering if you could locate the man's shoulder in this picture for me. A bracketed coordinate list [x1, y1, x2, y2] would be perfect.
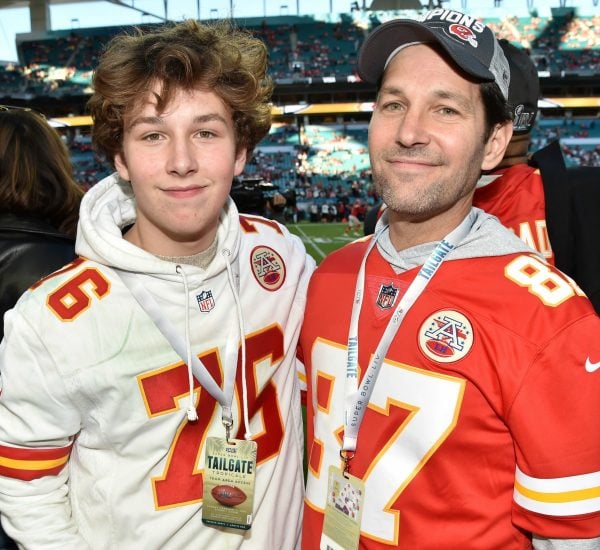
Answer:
[498, 162, 539, 179]
[481, 162, 541, 193]
[318, 237, 371, 272]
[440, 252, 597, 329]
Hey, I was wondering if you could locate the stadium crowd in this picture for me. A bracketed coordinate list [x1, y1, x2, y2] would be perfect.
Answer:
[0, 10, 598, 210]
[0, 11, 597, 87]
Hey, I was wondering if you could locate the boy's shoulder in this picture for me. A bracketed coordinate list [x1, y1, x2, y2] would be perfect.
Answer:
[237, 214, 311, 260]
[20, 257, 113, 310]
[5, 257, 134, 372]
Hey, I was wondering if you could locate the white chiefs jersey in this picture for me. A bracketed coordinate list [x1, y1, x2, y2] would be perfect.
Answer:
[0, 174, 315, 549]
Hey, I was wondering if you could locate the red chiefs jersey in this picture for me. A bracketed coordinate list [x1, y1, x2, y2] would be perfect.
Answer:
[300, 238, 600, 549]
[474, 164, 553, 264]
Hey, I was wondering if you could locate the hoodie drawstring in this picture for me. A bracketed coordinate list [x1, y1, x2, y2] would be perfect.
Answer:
[176, 265, 199, 422]
[222, 249, 252, 441]
[116, 268, 235, 431]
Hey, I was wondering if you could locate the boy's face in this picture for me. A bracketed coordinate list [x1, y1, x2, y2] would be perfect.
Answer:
[115, 84, 246, 256]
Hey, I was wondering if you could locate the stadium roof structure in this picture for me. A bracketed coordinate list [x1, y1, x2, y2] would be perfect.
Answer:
[0, 0, 170, 33]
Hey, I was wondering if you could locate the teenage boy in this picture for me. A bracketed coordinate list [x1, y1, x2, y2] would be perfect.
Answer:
[0, 20, 314, 548]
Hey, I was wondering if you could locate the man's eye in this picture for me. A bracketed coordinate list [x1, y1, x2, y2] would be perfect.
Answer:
[382, 102, 402, 111]
[439, 107, 459, 116]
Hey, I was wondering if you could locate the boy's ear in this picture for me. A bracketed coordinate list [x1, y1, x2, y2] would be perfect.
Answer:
[114, 151, 130, 181]
[233, 147, 247, 177]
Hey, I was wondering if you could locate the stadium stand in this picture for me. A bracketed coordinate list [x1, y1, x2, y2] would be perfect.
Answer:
[0, 7, 598, 204]
[7, 11, 600, 88]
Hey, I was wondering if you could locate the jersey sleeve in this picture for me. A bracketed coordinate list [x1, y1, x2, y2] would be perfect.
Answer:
[0, 306, 88, 548]
[509, 311, 600, 539]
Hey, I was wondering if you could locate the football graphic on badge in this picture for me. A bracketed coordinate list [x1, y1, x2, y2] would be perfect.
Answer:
[418, 309, 474, 363]
[211, 485, 247, 507]
[251, 245, 286, 291]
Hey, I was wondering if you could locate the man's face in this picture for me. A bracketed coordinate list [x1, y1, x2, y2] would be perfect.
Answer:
[115, 85, 246, 256]
[368, 43, 508, 226]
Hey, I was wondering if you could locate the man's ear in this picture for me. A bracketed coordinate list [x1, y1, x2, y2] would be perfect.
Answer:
[114, 151, 130, 181]
[481, 121, 513, 171]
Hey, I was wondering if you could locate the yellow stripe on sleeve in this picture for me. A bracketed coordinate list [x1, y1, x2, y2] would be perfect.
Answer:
[0, 454, 69, 471]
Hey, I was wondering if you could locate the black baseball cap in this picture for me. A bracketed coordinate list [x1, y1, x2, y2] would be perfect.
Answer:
[358, 9, 510, 101]
[499, 39, 539, 133]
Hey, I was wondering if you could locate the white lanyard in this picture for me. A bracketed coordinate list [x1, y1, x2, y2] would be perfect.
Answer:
[116, 269, 238, 425]
[342, 211, 475, 456]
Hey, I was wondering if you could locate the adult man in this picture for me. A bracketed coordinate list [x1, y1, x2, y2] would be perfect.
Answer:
[473, 39, 550, 261]
[0, 20, 314, 548]
[300, 10, 600, 549]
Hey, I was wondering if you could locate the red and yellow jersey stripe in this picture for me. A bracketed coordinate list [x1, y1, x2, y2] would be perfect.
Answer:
[0, 444, 72, 481]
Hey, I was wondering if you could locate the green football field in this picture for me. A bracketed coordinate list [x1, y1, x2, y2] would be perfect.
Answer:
[286, 222, 364, 264]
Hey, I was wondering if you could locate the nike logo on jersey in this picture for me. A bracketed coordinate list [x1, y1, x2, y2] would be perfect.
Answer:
[585, 357, 600, 373]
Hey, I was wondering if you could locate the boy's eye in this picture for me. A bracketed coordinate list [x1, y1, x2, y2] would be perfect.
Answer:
[142, 132, 162, 141]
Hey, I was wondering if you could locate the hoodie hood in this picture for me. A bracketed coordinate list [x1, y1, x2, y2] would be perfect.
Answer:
[75, 173, 240, 283]
[375, 207, 539, 274]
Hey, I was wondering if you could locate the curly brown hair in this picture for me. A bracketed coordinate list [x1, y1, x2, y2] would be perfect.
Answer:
[88, 19, 273, 164]
[0, 108, 83, 238]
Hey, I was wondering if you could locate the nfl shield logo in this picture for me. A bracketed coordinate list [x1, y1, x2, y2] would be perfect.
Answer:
[196, 290, 215, 313]
[376, 284, 398, 309]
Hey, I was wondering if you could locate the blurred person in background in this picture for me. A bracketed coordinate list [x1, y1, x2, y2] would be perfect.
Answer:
[473, 39, 600, 313]
[473, 39, 550, 261]
[0, 106, 83, 549]
[344, 199, 363, 236]
[0, 106, 83, 339]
